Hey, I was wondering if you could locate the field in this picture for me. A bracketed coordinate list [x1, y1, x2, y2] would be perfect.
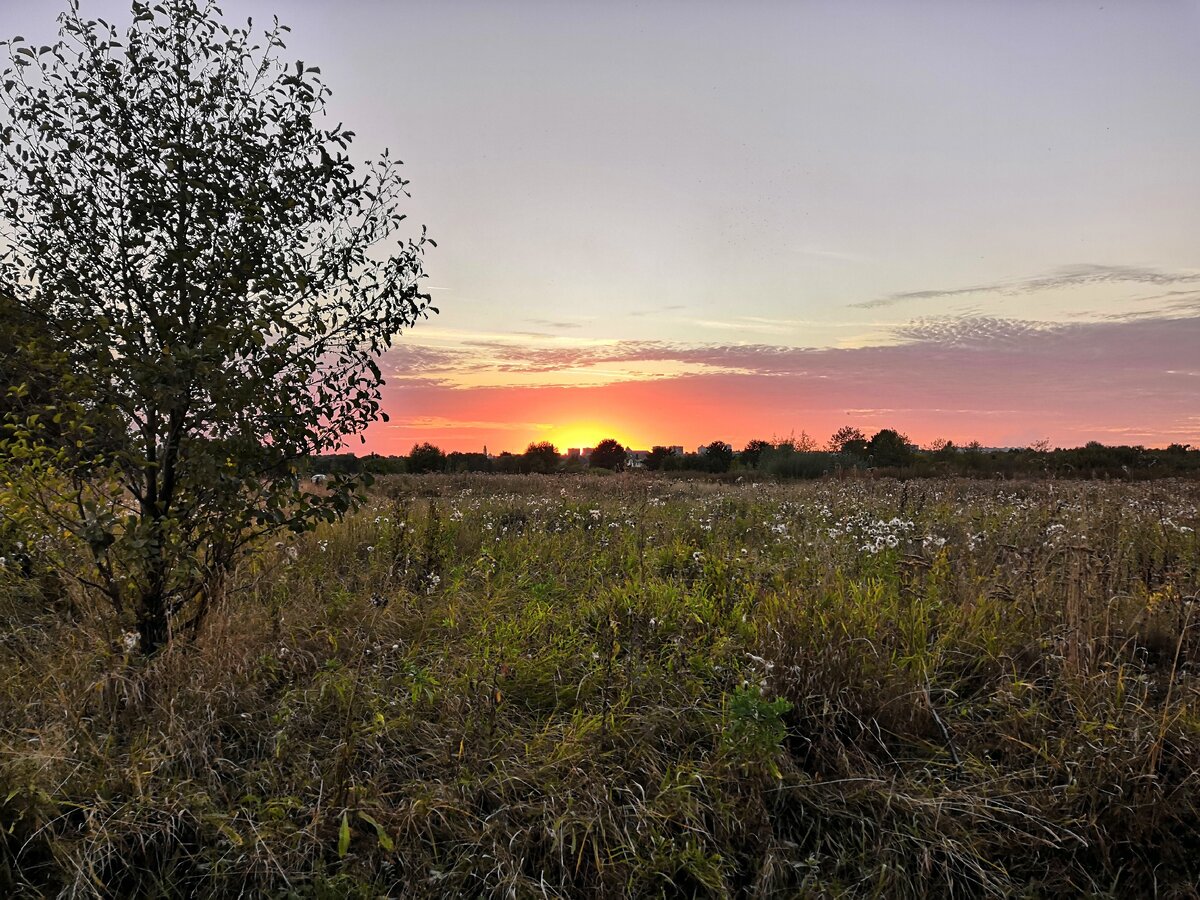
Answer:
[2, 475, 1199, 897]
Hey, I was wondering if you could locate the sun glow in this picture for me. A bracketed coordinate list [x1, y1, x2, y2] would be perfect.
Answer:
[546, 422, 631, 452]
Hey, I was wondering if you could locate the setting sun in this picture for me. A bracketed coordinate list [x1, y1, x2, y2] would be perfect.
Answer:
[546, 422, 635, 452]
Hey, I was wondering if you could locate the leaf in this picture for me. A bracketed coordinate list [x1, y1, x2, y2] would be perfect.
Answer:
[337, 811, 350, 857]
[357, 812, 394, 852]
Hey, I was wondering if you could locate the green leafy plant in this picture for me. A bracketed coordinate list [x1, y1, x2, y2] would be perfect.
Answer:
[0, 0, 434, 652]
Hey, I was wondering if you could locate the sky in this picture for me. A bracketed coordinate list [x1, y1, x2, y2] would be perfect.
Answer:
[7, 0, 1200, 452]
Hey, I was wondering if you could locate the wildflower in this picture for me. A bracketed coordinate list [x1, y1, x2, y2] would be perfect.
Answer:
[121, 631, 140, 652]
[370, 592, 389, 609]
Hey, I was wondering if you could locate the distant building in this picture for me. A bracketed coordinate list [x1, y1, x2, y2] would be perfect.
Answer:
[567, 448, 581, 460]
[627, 449, 650, 468]
[696, 445, 708, 456]
[669, 445, 684, 456]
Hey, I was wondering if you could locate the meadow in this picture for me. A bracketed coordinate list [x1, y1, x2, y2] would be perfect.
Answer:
[2, 474, 1198, 898]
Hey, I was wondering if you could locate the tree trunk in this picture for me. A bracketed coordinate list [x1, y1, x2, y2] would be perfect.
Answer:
[137, 595, 169, 655]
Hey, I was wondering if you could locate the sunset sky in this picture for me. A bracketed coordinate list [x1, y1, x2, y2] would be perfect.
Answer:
[12, 1, 1200, 452]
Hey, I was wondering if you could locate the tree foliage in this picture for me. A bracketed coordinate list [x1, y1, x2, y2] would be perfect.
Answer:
[522, 441, 560, 474]
[407, 442, 446, 474]
[589, 438, 626, 471]
[868, 429, 915, 468]
[0, 0, 433, 651]
[739, 438, 772, 469]
[645, 446, 674, 471]
[827, 426, 867, 455]
[702, 440, 734, 473]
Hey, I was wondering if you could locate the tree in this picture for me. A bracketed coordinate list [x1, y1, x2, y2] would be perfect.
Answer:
[0, 1, 434, 652]
[589, 438, 626, 471]
[868, 429, 915, 468]
[739, 439, 772, 469]
[408, 443, 446, 474]
[929, 438, 958, 461]
[645, 445, 673, 471]
[793, 431, 818, 452]
[827, 426, 867, 455]
[703, 441, 734, 473]
[523, 441, 560, 474]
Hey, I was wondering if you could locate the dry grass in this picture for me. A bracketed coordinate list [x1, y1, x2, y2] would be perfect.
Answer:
[2, 475, 1198, 897]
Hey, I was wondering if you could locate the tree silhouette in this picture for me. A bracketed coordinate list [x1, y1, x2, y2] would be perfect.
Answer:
[0, 0, 433, 652]
[739, 439, 772, 468]
[523, 441, 560, 474]
[589, 439, 627, 471]
[408, 443, 446, 474]
[828, 426, 867, 455]
[703, 441, 734, 473]
[868, 429, 915, 468]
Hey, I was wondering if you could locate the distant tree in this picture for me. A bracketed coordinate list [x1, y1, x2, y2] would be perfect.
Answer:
[739, 439, 772, 468]
[362, 454, 406, 475]
[0, 2, 434, 652]
[793, 431, 818, 452]
[493, 451, 521, 474]
[868, 429, 915, 468]
[589, 438, 627, 471]
[310, 453, 362, 476]
[446, 451, 492, 473]
[645, 445, 674, 471]
[703, 441, 735, 473]
[408, 443, 446, 474]
[523, 441, 560, 474]
[828, 426, 867, 454]
[928, 438, 957, 461]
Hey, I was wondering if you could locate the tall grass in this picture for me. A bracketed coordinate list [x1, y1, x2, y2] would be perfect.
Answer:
[1, 475, 1198, 897]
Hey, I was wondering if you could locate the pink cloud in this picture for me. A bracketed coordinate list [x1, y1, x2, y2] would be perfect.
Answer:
[363, 315, 1200, 453]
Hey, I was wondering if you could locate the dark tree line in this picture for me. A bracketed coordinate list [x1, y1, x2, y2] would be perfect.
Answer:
[310, 432, 1200, 481]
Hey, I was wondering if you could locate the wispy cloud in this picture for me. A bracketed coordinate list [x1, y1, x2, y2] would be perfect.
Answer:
[525, 318, 587, 329]
[382, 313, 1200, 384]
[372, 313, 1200, 453]
[691, 316, 800, 334]
[892, 316, 1058, 348]
[855, 264, 1200, 309]
[387, 415, 552, 432]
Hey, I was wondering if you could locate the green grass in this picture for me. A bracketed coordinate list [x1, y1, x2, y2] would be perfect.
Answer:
[2, 474, 1199, 897]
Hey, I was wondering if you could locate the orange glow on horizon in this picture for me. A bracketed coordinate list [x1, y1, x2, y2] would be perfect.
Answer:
[543, 422, 640, 453]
